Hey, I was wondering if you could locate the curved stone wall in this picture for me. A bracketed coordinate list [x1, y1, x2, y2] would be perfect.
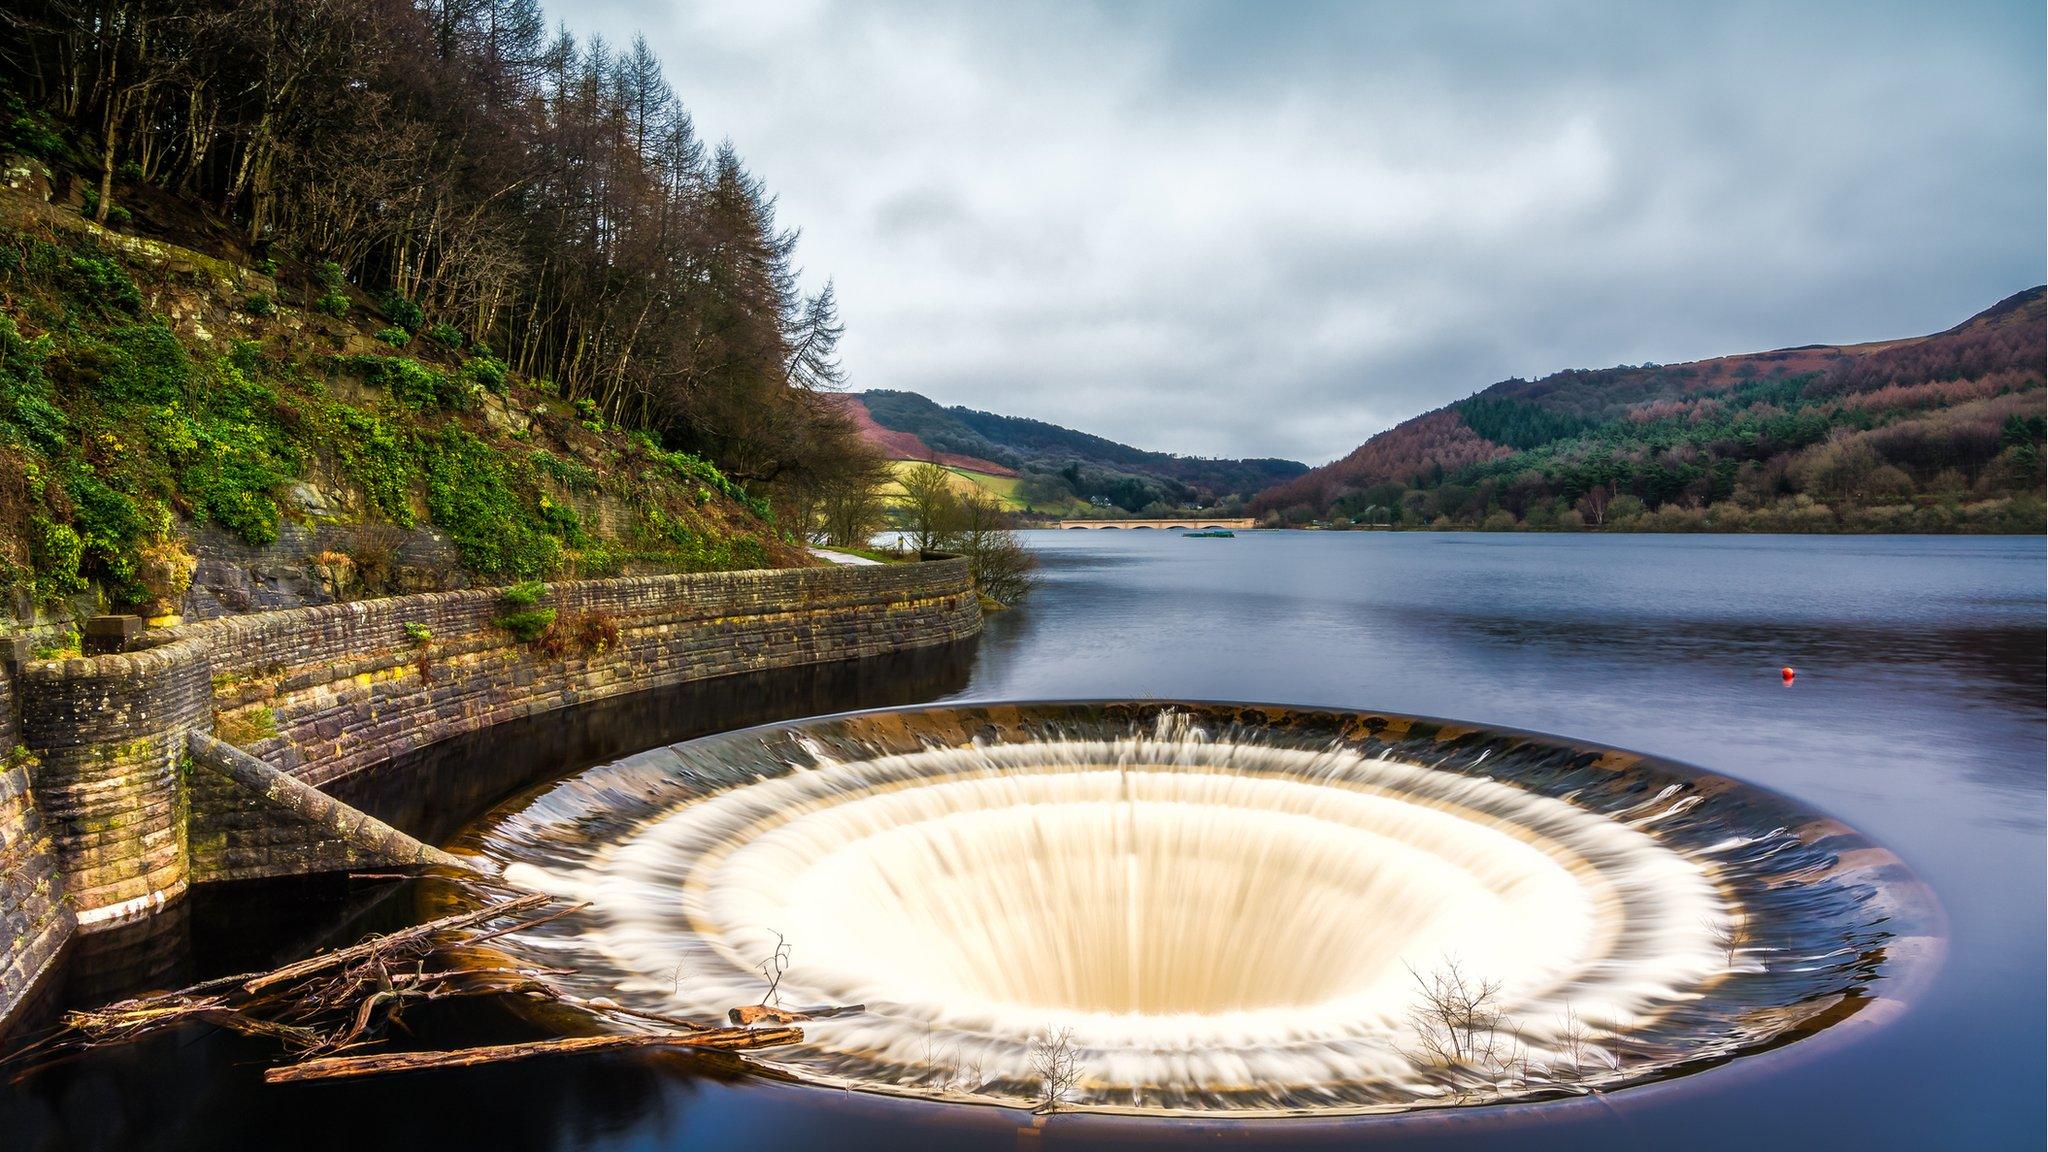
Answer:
[0, 558, 980, 1027]
[203, 561, 980, 789]
[0, 662, 74, 1025]
[15, 639, 211, 925]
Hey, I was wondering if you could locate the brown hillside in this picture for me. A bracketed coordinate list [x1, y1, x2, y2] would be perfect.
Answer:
[1254, 289, 2046, 516]
[834, 395, 1017, 476]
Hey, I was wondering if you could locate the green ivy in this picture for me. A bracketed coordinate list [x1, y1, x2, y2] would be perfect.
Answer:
[652, 445, 770, 520]
[0, 226, 794, 607]
[345, 355, 470, 412]
[3, 92, 65, 159]
[461, 354, 508, 394]
[494, 607, 555, 642]
[529, 448, 597, 491]
[0, 317, 68, 452]
[326, 404, 415, 525]
[57, 459, 146, 591]
[379, 293, 424, 334]
[500, 579, 546, 607]
[65, 254, 142, 315]
[170, 362, 300, 544]
[83, 320, 191, 404]
[418, 426, 559, 577]
[29, 518, 84, 598]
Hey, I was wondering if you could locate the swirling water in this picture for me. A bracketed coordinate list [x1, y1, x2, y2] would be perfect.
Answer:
[465, 701, 1929, 1114]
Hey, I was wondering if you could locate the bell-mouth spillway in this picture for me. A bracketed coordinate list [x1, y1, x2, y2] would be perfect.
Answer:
[439, 701, 1941, 1117]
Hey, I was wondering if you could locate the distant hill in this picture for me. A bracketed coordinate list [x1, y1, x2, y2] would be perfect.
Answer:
[834, 395, 1015, 477]
[852, 390, 1307, 513]
[1251, 288, 2045, 533]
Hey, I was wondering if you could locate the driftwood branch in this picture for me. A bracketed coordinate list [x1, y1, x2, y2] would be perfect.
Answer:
[264, 1027, 804, 1083]
[728, 1003, 865, 1026]
[243, 893, 552, 993]
[6, 891, 829, 1086]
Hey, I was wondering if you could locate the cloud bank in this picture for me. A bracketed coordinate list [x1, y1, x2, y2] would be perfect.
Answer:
[560, 0, 2044, 463]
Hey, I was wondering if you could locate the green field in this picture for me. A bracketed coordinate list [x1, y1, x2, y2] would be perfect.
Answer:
[884, 460, 1035, 511]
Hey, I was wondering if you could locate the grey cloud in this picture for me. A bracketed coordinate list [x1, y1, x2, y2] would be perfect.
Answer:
[564, 0, 2043, 464]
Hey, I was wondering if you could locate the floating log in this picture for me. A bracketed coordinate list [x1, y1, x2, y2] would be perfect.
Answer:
[263, 1027, 804, 1083]
[727, 1003, 865, 1026]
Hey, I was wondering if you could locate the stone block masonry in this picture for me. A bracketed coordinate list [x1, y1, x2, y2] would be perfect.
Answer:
[15, 638, 212, 926]
[0, 558, 980, 1029]
[203, 559, 982, 790]
[1, 659, 76, 1026]
[186, 732, 474, 882]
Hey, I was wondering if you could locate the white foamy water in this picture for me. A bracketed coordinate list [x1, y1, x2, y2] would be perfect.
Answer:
[494, 714, 1744, 1110]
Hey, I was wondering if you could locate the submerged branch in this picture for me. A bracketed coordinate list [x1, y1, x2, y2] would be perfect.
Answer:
[5, 892, 833, 1086]
[242, 893, 553, 993]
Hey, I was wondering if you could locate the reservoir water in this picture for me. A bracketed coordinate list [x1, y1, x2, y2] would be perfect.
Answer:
[4, 531, 2041, 1150]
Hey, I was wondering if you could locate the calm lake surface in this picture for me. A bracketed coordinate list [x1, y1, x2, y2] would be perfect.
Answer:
[5, 531, 2042, 1150]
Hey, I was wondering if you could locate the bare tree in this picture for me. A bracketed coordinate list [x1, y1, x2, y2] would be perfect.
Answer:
[1551, 1003, 1593, 1085]
[1405, 957, 1520, 1085]
[757, 931, 790, 1008]
[1029, 1026, 1082, 1113]
[1592, 1005, 1635, 1077]
[1577, 483, 1613, 527]
[950, 491, 1036, 607]
[818, 457, 892, 548]
[1707, 917, 1746, 969]
[918, 1029, 988, 1095]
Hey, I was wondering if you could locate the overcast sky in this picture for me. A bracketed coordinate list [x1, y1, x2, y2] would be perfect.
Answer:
[558, 0, 2044, 464]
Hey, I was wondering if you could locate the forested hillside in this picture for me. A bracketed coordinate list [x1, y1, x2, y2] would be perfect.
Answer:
[857, 390, 1306, 512]
[1252, 289, 2045, 532]
[1, 0, 871, 497]
[835, 395, 1015, 477]
[0, 0, 866, 626]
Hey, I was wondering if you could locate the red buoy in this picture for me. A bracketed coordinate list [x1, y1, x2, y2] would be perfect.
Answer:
[1781, 666, 1796, 684]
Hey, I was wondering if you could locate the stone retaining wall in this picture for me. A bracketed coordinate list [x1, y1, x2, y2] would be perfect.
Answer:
[15, 639, 210, 925]
[0, 558, 980, 1028]
[1, 661, 75, 1024]
[203, 560, 980, 789]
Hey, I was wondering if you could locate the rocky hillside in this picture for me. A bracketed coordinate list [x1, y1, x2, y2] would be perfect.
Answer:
[1252, 289, 2045, 532]
[0, 162, 804, 638]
